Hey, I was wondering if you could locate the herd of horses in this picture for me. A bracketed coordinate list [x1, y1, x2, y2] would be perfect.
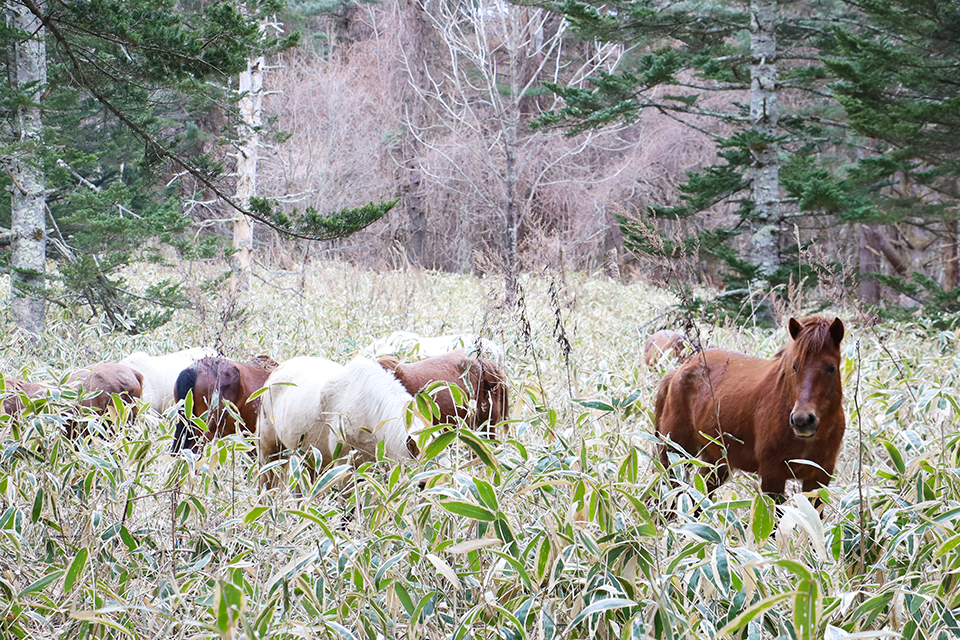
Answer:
[2, 316, 846, 508]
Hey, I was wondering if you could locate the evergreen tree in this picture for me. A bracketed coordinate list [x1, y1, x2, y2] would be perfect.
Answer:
[816, 0, 960, 322]
[536, 0, 854, 322]
[0, 0, 397, 333]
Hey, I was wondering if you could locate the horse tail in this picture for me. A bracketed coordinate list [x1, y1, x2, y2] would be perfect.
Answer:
[172, 365, 199, 453]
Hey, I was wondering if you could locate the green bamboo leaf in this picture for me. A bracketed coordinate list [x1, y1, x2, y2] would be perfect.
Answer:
[458, 431, 499, 470]
[575, 399, 615, 412]
[881, 440, 906, 475]
[423, 431, 456, 460]
[244, 506, 270, 524]
[64, 547, 89, 593]
[676, 522, 722, 544]
[711, 543, 731, 593]
[564, 597, 638, 631]
[393, 582, 415, 616]
[716, 592, 795, 636]
[440, 500, 497, 521]
[474, 478, 499, 511]
[19, 570, 65, 597]
[751, 493, 776, 542]
[31, 487, 42, 523]
[536, 536, 551, 584]
[794, 577, 820, 640]
[775, 559, 814, 582]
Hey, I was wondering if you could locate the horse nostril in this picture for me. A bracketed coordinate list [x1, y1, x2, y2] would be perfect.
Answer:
[790, 412, 818, 433]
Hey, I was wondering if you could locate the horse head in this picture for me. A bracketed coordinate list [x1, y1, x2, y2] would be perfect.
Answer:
[785, 316, 844, 438]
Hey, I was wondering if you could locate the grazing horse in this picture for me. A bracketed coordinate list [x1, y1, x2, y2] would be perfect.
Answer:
[644, 330, 689, 366]
[654, 316, 845, 501]
[361, 331, 504, 365]
[377, 349, 509, 435]
[63, 362, 144, 438]
[120, 347, 216, 411]
[258, 356, 426, 488]
[172, 355, 279, 452]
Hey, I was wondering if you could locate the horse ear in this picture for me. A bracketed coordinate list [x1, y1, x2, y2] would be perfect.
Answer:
[830, 317, 845, 345]
[788, 317, 802, 340]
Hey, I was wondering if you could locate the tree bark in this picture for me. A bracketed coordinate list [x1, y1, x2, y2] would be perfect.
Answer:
[503, 11, 522, 308]
[858, 224, 881, 303]
[748, 0, 780, 319]
[6, 0, 46, 334]
[945, 218, 958, 291]
[397, 0, 429, 265]
[862, 225, 908, 277]
[231, 41, 263, 292]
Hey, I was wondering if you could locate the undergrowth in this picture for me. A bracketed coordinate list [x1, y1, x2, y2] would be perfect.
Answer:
[0, 263, 956, 639]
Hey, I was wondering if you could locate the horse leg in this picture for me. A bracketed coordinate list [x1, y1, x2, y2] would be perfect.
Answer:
[759, 473, 787, 504]
[700, 460, 730, 496]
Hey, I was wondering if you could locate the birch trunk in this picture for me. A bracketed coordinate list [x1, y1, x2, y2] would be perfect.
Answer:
[503, 14, 521, 308]
[944, 219, 958, 291]
[231, 46, 263, 292]
[748, 0, 780, 316]
[6, 0, 46, 334]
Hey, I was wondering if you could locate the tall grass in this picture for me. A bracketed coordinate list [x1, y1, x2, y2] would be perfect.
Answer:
[0, 264, 956, 639]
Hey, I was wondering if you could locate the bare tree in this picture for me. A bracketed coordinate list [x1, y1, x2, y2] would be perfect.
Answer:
[6, 0, 46, 334]
[405, 0, 623, 304]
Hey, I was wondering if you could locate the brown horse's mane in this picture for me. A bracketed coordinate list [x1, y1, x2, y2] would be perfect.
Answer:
[779, 316, 838, 373]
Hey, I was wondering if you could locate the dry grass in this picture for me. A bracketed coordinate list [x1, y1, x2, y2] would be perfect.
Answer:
[0, 262, 956, 638]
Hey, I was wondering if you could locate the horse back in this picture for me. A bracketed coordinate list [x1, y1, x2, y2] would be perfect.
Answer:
[656, 350, 775, 470]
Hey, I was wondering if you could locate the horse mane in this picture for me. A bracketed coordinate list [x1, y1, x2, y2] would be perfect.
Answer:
[328, 357, 424, 459]
[246, 355, 279, 372]
[377, 355, 402, 372]
[780, 316, 837, 372]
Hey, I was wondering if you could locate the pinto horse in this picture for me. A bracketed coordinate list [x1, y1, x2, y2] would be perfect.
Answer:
[361, 331, 504, 365]
[377, 349, 509, 435]
[120, 347, 216, 411]
[172, 355, 279, 453]
[258, 356, 426, 488]
[654, 316, 845, 501]
[644, 330, 689, 366]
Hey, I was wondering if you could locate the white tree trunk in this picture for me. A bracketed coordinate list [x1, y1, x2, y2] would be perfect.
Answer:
[231, 46, 264, 292]
[7, 0, 46, 334]
[748, 0, 780, 311]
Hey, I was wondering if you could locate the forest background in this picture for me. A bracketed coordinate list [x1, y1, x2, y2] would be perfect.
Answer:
[0, 0, 957, 330]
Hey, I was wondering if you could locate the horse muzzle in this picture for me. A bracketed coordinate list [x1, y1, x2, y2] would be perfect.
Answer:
[789, 411, 820, 438]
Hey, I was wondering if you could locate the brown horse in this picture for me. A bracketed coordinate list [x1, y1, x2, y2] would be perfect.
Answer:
[1, 377, 47, 416]
[377, 349, 509, 435]
[644, 330, 690, 366]
[173, 355, 279, 452]
[654, 316, 845, 501]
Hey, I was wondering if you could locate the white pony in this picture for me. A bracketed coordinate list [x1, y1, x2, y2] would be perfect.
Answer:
[360, 331, 504, 365]
[121, 347, 216, 411]
[258, 356, 426, 488]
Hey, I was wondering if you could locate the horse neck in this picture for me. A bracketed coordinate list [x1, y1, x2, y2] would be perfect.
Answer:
[364, 384, 410, 449]
[350, 361, 419, 459]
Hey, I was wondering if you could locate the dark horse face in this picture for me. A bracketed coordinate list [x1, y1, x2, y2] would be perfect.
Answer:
[786, 317, 844, 438]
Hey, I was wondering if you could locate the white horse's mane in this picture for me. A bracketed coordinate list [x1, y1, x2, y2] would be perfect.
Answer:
[321, 357, 423, 460]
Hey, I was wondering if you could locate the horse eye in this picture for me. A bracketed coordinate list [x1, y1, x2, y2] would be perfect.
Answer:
[826, 364, 836, 374]
[792, 362, 797, 372]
